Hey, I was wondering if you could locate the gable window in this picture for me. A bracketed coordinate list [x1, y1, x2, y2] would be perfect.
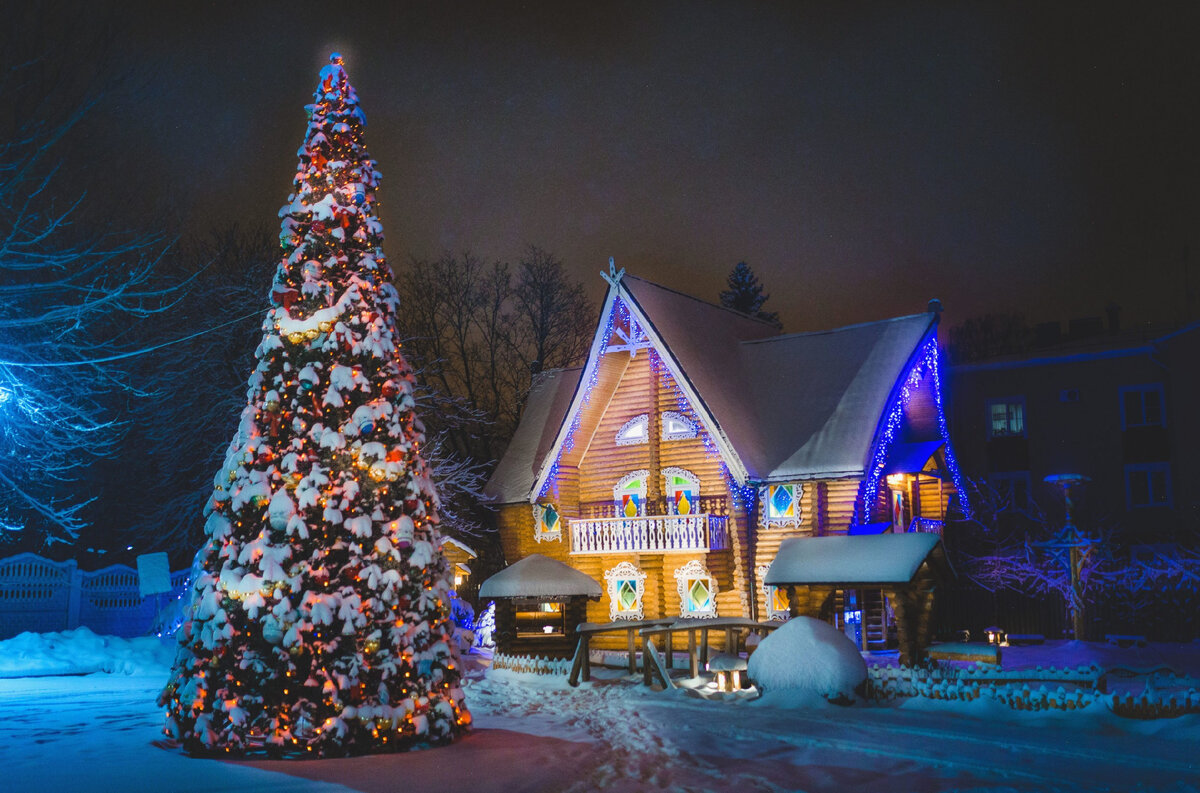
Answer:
[532, 503, 562, 543]
[662, 467, 699, 515]
[1120, 385, 1165, 429]
[987, 398, 1026, 438]
[661, 411, 697, 441]
[1125, 463, 1171, 509]
[990, 471, 1032, 511]
[615, 414, 649, 446]
[763, 483, 800, 528]
[614, 470, 649, 517]
[757, 565, 789, 621]
[674, 559, 717, 618]
[604, 562, 646, 620]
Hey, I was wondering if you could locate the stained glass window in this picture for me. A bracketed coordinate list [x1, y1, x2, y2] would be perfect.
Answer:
[614, 471, 649, 517]
[663, 468, 699, 516]
[768, 484, 794, 519]
[605, 562, 646, 620]
[674, 560, 717, 618]
[532, 503, 562, 543]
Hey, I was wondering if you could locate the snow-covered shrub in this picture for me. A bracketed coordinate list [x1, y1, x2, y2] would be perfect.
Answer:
[748, 616, 867, 701]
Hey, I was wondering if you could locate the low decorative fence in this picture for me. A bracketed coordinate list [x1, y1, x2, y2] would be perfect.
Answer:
[0, 553, 189, 640]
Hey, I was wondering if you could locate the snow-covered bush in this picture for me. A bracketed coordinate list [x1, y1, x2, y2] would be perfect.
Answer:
[748, 616, 867, 702]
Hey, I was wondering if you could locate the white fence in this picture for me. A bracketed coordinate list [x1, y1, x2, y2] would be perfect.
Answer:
[0, 553, 189, 640]
[570, 513, 729, 555]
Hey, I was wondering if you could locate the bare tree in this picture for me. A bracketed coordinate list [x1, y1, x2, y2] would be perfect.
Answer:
[395, 245, 593, 465]
[0, 44, 173, 548]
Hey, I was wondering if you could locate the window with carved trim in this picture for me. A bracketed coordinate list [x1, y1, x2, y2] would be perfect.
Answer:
[532, 503, 563, 543]
[615, 414, 649, 445]
[661, 411, 697, 441]
[614, 470, 649, 517]
[604, 562, 646, 620]
[675, 559, 717, 618]
[757, 565, 790, 620]
[662, 467, 699, 515]
[763, 483, 800, 527]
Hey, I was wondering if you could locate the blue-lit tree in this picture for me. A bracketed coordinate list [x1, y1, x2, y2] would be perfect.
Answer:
[0, 44, 169, 547]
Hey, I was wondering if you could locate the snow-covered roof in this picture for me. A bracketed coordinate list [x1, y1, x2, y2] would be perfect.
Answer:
[484, 367, 582, 503]
[442, 537, 477, 559]
[622, 276, 936, 480]
[763, 533, 943, 586]
[478, 554, 602, 599]
[485, 272, 939, 503]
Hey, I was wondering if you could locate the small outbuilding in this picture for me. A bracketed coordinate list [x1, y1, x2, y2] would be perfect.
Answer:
[763, 533, 952, 666]
[479, 554, 603, 658]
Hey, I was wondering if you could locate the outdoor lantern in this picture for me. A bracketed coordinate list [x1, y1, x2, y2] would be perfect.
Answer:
[986, 626, 1006, 645]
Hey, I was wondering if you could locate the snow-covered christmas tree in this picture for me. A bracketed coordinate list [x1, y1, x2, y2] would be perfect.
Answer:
[159, 53, 470, 757]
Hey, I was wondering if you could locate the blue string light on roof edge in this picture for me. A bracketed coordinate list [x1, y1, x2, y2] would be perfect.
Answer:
[538, 296, 628, 499]
[857, 337, 970, 525]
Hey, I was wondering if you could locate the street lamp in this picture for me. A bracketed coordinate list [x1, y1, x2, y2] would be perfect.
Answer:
[1036, 474, 1096, 640]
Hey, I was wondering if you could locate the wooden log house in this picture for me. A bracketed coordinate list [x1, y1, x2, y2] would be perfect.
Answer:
[482, 266, 965, 656]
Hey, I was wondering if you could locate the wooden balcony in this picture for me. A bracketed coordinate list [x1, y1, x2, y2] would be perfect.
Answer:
[569, 513, 730, 555]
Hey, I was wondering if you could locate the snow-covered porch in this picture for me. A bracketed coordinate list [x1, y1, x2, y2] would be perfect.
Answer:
[765, 533, 952, 666]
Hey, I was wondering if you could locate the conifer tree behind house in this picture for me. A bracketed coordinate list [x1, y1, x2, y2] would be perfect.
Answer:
[159, 54, 470, 756]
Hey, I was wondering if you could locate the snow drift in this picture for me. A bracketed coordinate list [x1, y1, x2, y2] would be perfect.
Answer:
[748, 616, 867, 701]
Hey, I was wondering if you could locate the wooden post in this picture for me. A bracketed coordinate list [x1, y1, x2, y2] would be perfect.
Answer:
[627, 627, 637, 674]
[725, 626, 735, 654]
[581, 634, 592, 682]
[700, 628, 709, 670]
[665, 628, 673, 668]
[568, 635, 586, 687]
[688, 629, 698, 678]
[643, 633, 653, 686]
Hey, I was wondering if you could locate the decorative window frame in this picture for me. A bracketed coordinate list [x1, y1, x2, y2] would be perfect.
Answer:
[614, 470, 649, 517]
[762, 483, 801, 528]
[757, 565, 790, 621]
[661, 411, 697, 441]
[604, 561, 647, 621]
[662, 466, 700, 515]
[615, 414, 650, 446]
[532, 503, 562, 543]
[674, 559, 718, 619]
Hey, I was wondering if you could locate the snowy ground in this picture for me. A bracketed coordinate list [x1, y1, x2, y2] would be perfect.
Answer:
[1, 629, 1198, 792]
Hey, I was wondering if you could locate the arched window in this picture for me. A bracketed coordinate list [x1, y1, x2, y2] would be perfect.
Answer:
[615, 414, 649, 446]
[661, 467, 699, 515]
[605, 562, 646, 621]
[614, 470, 649, 517]
[675, 559, 717, 618]
[661, 411, 697, 441]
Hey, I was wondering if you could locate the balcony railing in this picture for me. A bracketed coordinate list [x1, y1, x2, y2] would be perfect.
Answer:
[569, 513, 729, 555]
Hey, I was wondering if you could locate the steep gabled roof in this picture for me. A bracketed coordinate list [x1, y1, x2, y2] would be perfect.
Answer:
[487, 271, 942, 504]
[484, 366, 582, 503]
[622, 275, 936, 480]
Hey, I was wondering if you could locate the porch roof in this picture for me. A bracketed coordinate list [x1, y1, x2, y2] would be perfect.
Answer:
[763, 533, 943, 586]
[479, 554, 603, 599]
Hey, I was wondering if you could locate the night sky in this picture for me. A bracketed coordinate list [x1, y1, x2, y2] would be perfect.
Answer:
[58, 2, 1200, 331]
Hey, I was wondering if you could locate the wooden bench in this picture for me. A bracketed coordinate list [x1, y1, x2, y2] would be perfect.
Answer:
[927, 642, 1001, 664]
[1105, 634, 1147, 648]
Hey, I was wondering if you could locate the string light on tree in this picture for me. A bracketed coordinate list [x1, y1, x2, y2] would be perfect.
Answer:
[158, 53, 470, 757]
